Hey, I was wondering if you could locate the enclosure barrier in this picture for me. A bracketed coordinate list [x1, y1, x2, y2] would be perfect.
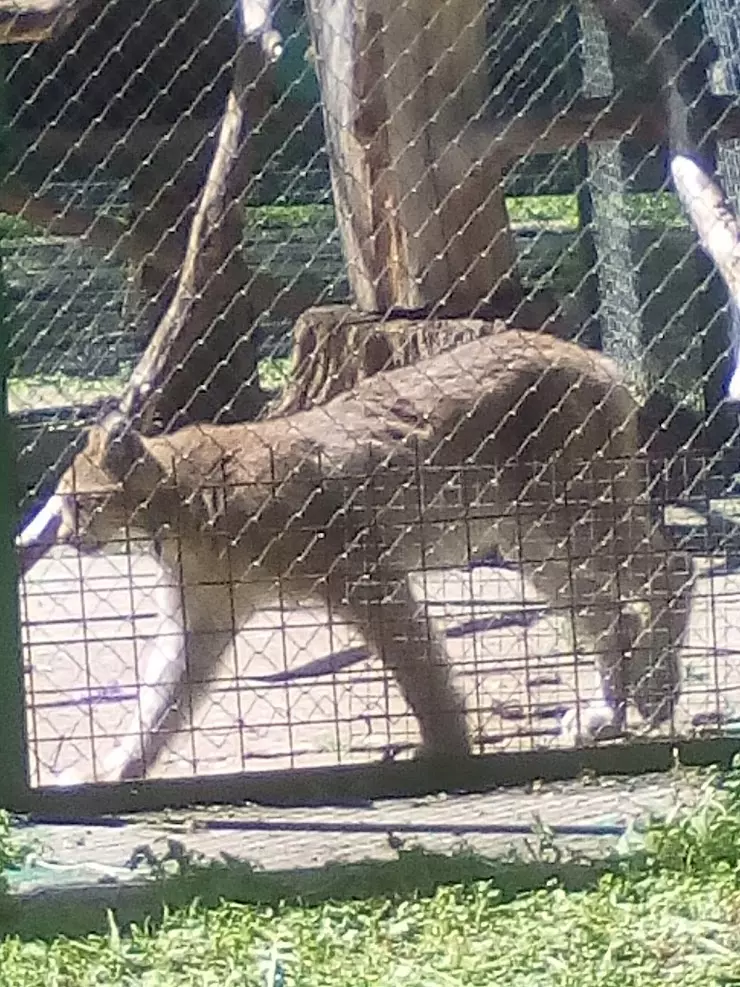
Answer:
[1, 0, 740, 816]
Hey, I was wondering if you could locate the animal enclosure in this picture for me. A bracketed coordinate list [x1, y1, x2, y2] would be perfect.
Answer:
[5, 0, 740, 813]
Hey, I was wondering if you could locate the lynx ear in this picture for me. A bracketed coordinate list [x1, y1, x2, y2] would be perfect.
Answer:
[97, 413, 163, 492]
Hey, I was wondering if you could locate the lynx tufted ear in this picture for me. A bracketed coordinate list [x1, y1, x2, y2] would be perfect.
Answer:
[94, 412, 164, 492]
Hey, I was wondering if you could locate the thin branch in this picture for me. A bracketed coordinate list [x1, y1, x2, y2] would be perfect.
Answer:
[120, 45, 257, 426]
[671, 155, 740, 302]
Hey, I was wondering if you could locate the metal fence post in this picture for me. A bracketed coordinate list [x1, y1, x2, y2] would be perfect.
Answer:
[0, 54, 29, 810]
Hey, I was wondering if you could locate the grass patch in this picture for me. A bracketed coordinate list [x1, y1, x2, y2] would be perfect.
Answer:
[7, 373, 130, 413]
[246, 203, 335, 228]
[4, 769, 740, 983]
[241, 193, 686, 236]
[8, 359, 292, 413]
[0, 213, 37, 239]
[0, 811, 29, 879]
[2, 863, 740, 984]
[506, 192, 686, 230]
[258, 356, 292, 393]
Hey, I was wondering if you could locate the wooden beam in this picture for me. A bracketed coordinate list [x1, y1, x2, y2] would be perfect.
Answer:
[12, 95, 740, 185]
[0, 177, 183, 272]
[12, 104, 325, 181]
[464, 95, 740, 168]
[0, 176, 323, 322]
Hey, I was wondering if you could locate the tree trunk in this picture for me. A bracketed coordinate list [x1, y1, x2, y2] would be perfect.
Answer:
[305, 0, 520, 315]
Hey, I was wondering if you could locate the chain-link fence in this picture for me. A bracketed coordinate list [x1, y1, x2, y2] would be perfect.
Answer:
[6, 0, 740, 811]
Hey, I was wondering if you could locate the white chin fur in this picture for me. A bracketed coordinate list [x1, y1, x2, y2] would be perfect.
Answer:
[18, 494, 64, 547]
[17, 495, 65, 575]
[670, 155, 703, 194]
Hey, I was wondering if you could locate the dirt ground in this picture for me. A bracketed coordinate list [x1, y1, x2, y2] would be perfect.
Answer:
[19, 545, 740, 788]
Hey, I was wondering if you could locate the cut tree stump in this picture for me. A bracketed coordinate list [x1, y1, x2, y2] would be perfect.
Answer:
[270, 297, 574, 417]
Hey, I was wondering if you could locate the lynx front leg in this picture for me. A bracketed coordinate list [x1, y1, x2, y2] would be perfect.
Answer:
[56, 557, 243, 784]
[530, 559, 631, 745]
[98, 577, 190, 782]
[106, 571, 243, 782]
[325, 567, 470, 758]
[51, 576, 188, 785]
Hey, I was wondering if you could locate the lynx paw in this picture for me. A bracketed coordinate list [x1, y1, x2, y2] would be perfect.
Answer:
[50, 766, 87, 787]
[560, 703, 616, 746]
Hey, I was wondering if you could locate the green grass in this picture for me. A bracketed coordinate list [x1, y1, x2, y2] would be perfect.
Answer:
[507, 192, 685, 230]
[0, 811, 29, 880]
[0, 190, 685, 245]
[1, 869, 740, 986]
[7, 358, 292, 413]
[3, 769, 740, 984]
[1, 863, 740, 985]
[242, 193, 686, 236]
[258, 356, 292, 393]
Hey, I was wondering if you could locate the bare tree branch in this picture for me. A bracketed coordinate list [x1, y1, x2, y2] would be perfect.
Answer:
[672, 156, 740, 301]
[120, 45, 268, 430]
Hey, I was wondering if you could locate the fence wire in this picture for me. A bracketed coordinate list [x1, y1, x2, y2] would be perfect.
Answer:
[5, 0, 740, 797]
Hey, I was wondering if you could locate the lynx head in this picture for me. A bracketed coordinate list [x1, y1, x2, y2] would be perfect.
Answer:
[18, 412, 166, 576]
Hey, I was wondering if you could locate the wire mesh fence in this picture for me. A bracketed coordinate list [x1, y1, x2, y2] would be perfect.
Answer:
[5, 0, 740, 807]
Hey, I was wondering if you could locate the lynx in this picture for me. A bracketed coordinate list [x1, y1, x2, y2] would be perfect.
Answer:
[19, 329, 693, 783]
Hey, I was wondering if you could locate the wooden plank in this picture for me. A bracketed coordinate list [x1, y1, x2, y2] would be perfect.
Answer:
[305, 0, 519, 313]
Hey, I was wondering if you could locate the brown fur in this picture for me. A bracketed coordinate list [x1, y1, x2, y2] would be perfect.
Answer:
[24, 330, 694, 781]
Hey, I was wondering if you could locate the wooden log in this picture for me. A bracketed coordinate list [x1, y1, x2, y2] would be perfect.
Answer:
[305, 0, 519, 314]
[271, 299, 574, 417]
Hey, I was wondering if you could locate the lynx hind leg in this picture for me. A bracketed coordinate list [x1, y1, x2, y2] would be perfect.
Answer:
[617, 515, 692, 729]
[520, 469, 690, 746]
[505, 479, 638, 745]
[517, 536, 632, 745]
[579, 455, 690, 730]
[325, 566, 470, 759]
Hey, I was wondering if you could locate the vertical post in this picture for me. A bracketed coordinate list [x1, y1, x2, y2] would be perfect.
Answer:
[578, 1, 644, 386]
[305, 0, 520, 314]
[0, 51, 28, 808]
[562, 4, 601, 351]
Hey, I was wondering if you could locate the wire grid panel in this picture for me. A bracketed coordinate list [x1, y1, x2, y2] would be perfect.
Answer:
[18, 438, 739, 786]
[5, 0, 740, 790]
